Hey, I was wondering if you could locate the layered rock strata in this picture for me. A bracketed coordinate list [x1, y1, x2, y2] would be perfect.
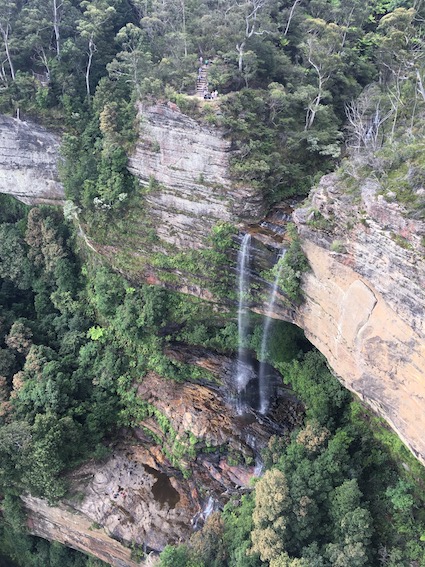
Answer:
[1, 107, 425, 554]
[0, 114, 64, 205]
[128, 102, 266, 251]
[291, 174, 425, 464]
[24, 494, 143, 567]
[127, 104, 425, 466]
[24, 443, 198, 566]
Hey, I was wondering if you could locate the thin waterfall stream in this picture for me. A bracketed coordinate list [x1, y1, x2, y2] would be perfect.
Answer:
[234, 236, 286, 415]
[235, 233, 252, 413]
[258, 250, 286, 414]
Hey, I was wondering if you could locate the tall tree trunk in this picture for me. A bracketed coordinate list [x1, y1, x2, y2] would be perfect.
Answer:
[86, 38, 95, 100]
[416, 69, 425, 103]
[284, 0, 302, 36]
[305, 67, 324, 129]
[236, 41, 245, 72]
[1, 25, 15, 80]
[181, 0, 187, 56]
[53, 0, 61, 58]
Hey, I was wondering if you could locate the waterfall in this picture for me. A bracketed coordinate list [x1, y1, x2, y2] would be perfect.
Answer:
[192, 496, 216, 529]
[254, 458, 264, 477]
[202, 496, 215, 520]
[258, 251, 285, 414]
[235, 234, 252, 404]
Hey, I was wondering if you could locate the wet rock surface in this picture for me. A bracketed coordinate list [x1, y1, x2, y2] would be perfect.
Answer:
[24, 350, 300, 567]
[136, 368, 292, 464]
[102, 104, 425, 466]
[3, 108, 425, 560]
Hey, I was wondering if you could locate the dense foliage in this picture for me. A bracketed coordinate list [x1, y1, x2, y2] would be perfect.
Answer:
[1, 0, 425, 208]
[1, 0, 425, 565]
[3, 194, 424, 567]
[0, 195, 240, 562]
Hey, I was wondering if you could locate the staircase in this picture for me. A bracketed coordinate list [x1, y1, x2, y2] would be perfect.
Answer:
[196, 65, 208, 97]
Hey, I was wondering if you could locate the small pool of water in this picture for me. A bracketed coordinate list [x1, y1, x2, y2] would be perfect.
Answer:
[144, 464, 181, 509]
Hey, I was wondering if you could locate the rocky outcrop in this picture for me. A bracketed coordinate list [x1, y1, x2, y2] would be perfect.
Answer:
[24, 493, 145, 567]
[23, 357, 299, 567]
[291, 174, 425, 464]
[0, 114, 64, 205]
[128, 103, 266, 250]
[2, 104, 425, 556]
[24, 443, 197, 566]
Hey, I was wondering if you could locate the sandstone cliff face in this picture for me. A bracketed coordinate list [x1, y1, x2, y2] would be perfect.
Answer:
[0, 114, 64, 205]
[24, 443, 198, 567]
[128, 103, 266, 250]
[126, 104, 425, 467]
[126, 105, 425, 466]
[24, 494, 144, 567]
[292, 174, 425, 464]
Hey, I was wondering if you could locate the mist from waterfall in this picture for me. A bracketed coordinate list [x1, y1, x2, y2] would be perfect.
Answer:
[235, 234, 252, 410]
[258, 251, 285, 414]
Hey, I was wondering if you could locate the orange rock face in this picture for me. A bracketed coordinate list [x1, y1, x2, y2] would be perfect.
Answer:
[293, 174, 425, 465]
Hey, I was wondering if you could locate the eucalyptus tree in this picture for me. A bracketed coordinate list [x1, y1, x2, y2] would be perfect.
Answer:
[251, 469, 290, 562]
[0, 0, 20, 82]
[375, 7, 424, 138]
[78, 0, 117, 99]
[17, 0, 55, 77]
[107, 23, 152, 96]
[19, 0, 71, 63]
[301, 18, 343, 129]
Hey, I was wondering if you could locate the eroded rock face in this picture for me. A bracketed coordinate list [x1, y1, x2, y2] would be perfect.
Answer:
[24, 494, 144, 567]
[3, 106, 425, 561]
[0, 114, 64, 205]
[128, 103, 266, 250]
[136, 370, 283, 459]
[23, 357, 298, 567]
[66, 445, 197, 552]
[125, 104, 425, 467]
[24, 442, 206, 566]
[23, 432, 255, 566]
[292, 174, 425, 465]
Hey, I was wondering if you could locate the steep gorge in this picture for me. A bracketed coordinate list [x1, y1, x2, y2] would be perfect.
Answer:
[0, 107, 424, 563]
[0, 108, 424, 465]
[121, 103, 425, 468]
[23, 355, 297, 566]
